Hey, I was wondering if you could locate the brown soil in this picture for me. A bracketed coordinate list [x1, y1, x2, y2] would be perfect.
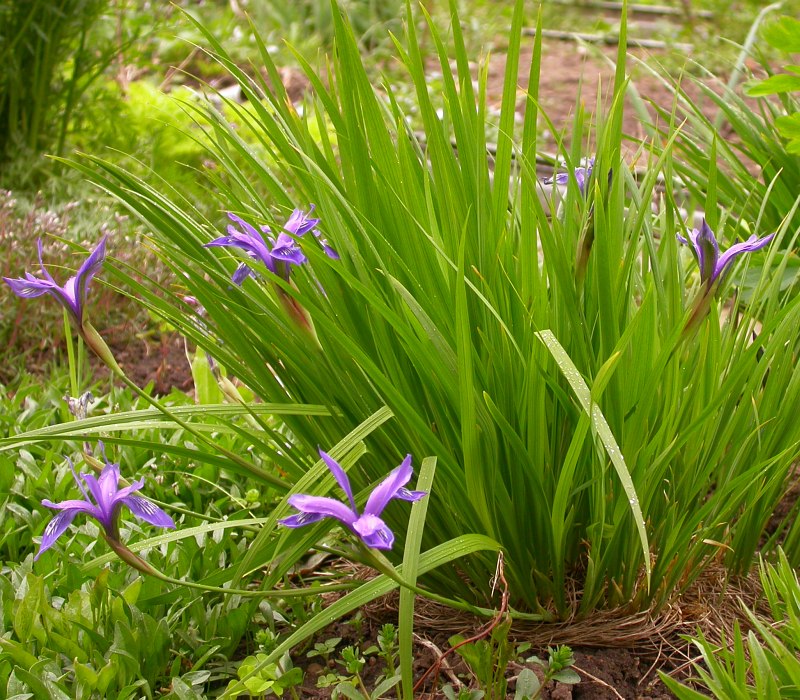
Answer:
[107, 332, 194, 396]
[281, 560, 769, 699]
[295, 609, 682, 699]
[272, 549, 776, 699]
[486, 40, 719, 153]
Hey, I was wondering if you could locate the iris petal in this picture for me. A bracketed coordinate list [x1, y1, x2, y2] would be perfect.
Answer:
[318, 449, 357, 511]
[279, 452, 424, 550]
[122, 495, 175, 529]
[716, 233, 775, 280]
[678, 219, 774, 287]
[2, 276, 52, 298]
[36, 451, 174, 561]
[363, 455, 414, 516]
[286, 494, 357, 526]
[36, 508, 82, 559]
[3, 238, 106, 324]
[279, 511, 327, 528]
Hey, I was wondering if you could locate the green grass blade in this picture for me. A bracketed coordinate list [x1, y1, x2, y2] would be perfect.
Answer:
[221, 534, 500, 699]
[537, 329, 651, 588]
[399, 456, 436, 700]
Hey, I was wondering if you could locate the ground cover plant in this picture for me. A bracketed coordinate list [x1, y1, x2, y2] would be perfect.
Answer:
[2, 0, 800, 697]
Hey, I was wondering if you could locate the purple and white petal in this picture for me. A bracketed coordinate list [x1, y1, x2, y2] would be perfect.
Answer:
[353, 514, 394, 550]
[81, 463, 121, 528]
[5, 238, 106, 325]
[112, 477, 145, 504]
[35, 507, 83, 559]
[270, 233, 307, 266]
[286, 493, 357, 526]
[574, 169, 587, 193]
[122, 494, 175, 529]
[36, 238, 57, 283]
[313, 231, 340, 260]
[3, 275, 52, 298]
[318, 449, 357, 511]
[394, 487, 427, 502]
[544, 172, 569, 186]
[363, 455, 415, 517]
[75, 237, 107, 307]
[279, 511, 328, 528]
[41, 497, 101, 518]
[716, 233, 775, 281]
[321, 242, 340, 260]
[284, 207, 319, 236]
[204, 234, 242, 248]
[232, 262, 254, 285]
[270, 247, 307, 266]
[693, 220, 720, 283]
[228, 212, 264, 241]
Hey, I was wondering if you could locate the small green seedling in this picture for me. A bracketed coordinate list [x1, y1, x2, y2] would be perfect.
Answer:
[226, 653, 303, 699]
[307, 636, 342, 664]
[517, 646, 580, 699]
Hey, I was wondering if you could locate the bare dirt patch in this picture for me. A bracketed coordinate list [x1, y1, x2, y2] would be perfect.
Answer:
[485, 40, 720, 152]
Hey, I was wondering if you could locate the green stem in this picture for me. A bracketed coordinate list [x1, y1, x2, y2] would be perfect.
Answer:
[80, 322, 288, 490]
[64, 310, 78, 398]
[359, 546, 549, 622]
[77, 334, 85, 397]
[105, 537, 356, 597]
[356, 673, 370, 699]
[147, 569, 357, 599]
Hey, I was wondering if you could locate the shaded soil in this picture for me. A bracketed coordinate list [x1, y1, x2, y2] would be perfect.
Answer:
[107, 332, 194, 396]
[486, 40, 723, 153]
[270, 559, 770, 699]
[17, 331, 194, 397]
[294, 610, 681, 699]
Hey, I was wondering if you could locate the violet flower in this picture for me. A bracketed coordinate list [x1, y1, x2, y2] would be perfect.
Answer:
[3, 237, 107, 327]
[677, 219, 775, 289]
[279, 449, 426, 550]
[285, 207, 340, 261]
[36, 447, 175, 560]
[205, 206, 337, 285]
[544, 157, 595, 195]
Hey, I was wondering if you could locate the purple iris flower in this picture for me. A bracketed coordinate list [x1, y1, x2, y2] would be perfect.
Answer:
[36, 448, 175, 560]
[3, 237, 107, 327]
[205, 206, 338, 285]
[285, 207, 340, 261]
[544, 157, 595, 195]
[279, 449, 426, 550]
[677, 219, 775, 288]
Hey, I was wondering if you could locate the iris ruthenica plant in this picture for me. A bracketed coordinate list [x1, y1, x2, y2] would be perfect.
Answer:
[1, 235, 125, 374]
[206, 207, 338, 284]
[545, 157, 595, 195]
[280, 449, 425, 550]
[70, 0, 800, 622]
[37, 446, 175, 574]
[678, 219, 775, 292]
[3, 236, 106, 328]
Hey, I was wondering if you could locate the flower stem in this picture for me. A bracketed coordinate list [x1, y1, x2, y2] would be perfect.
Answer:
[356, 674, 370, 699]
[104, 537, 356, 597]
[80, 322, 289, 491]
[64, 309, 79, 399]
[358, 546, 549, 622]
[146, 570, 358, 598]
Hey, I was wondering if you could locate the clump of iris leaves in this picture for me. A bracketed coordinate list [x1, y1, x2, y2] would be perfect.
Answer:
[3, 1, 800, 698]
